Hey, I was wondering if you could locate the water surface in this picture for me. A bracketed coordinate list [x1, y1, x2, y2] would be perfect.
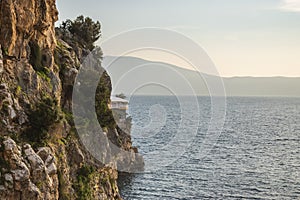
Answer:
[118, 96, 300, 199]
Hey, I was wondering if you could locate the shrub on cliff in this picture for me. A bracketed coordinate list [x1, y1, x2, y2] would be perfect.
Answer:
[59, 15, 101, 51]
[74, 165, 96, 200]
[95, 72, 116, 129]
[25, 96, 60, 145]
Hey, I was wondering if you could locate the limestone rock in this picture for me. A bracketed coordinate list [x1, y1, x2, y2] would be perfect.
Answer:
[37, 147, 57, 175]
[4, 173, 13, 184]
[11, 167, 30, 182]
[68, 142, 84, 165]
[0, 138, 58, 200]
[46, 163, 57, 176]
[37, 147, 52, 163]
[23, 144, 45, 172]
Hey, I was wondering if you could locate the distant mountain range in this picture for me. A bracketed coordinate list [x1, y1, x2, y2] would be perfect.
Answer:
[103, 56, 300, 97]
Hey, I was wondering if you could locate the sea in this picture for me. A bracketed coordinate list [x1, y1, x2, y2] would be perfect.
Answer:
[118, 96, 300, 200]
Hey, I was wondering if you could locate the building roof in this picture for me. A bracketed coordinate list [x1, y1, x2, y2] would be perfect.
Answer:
[110, 96, 129, 103]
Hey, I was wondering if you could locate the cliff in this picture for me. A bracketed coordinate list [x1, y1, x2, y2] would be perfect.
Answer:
[0, 0, 142, 199]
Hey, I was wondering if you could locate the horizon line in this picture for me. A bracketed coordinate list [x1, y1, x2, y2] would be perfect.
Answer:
[104, 55, 300, 79]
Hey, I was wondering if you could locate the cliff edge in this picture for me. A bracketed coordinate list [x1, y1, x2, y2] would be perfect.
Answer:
[0, 0, 142, 199]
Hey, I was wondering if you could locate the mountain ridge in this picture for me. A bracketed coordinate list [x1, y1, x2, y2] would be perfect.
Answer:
[104, 56, 300, 97]
[105, 55, 300, 78]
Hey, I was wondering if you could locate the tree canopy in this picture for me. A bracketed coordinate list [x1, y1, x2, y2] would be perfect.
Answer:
[59, 15, 101, 51]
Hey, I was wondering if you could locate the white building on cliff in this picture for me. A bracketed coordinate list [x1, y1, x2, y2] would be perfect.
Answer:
[109, 96, 131, 133]
[109, 96, 129, 110]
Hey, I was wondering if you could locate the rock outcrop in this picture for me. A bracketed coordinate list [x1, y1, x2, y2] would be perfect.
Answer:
[0, 0, 143, 199]
[0, 0, 60, 135]
[0, 138, 58, 199]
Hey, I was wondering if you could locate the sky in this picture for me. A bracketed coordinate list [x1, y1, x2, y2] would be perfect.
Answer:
[56, 0, 300, 77]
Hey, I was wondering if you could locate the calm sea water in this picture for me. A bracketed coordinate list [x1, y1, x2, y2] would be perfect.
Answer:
[118, 96, 300, 199]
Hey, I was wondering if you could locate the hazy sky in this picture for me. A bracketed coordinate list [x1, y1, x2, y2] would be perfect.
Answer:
[57, 0, 300, 77]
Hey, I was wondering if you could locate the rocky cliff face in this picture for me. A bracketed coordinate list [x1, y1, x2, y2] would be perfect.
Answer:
[0, 0, 60, 134]
[0, 0, 142, 199]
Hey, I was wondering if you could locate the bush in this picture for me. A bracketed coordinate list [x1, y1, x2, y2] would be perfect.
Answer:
[25, 96, 59, 144]
[75, 165, 96, 200]
[59, 15, 101, 51]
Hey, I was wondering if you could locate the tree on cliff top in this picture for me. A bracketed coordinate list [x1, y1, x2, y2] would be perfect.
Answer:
[59, 15, 101, 51]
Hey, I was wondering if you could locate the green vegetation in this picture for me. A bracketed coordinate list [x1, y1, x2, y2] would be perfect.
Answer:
[58, 171, 71, 200]
[37, 71, 51, 83]
[15, 85, 22, 96]
[95, 72, 116, 129]
[62, 109, 74, 126]
[59, 15, 101, 51]
[74, 165, 96, 200]
[24, 95, 59, 146]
